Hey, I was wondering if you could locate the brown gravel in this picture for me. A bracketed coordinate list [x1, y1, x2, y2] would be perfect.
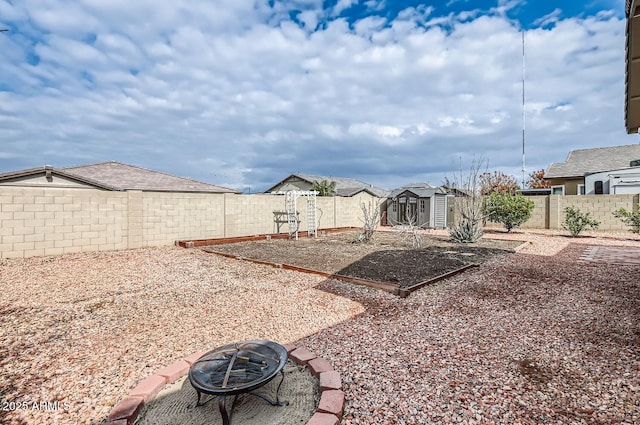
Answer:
[1, 228, 639, 424]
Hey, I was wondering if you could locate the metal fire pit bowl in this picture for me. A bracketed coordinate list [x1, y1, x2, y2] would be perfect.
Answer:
[188, 340, 289, 425]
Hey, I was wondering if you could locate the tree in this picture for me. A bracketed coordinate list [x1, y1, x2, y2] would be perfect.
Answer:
[527, 169, 550, 189]
[312, 179, 336, 196]
[355, 200, 381, 243]
[479, 171, 520, 195]
[483, 193, 534, 232]
[613, 204, 640, 234]
[562, 206, 600, 237]
[447, 158, 487, 243]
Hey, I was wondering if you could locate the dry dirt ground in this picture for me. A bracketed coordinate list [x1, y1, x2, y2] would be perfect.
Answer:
[205, 230, 523, 288]
[0, 228, 639, 424]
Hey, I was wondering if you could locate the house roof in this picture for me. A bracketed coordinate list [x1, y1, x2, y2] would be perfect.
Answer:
[388, 182, 447, 199]
[0, 162, 239, 193]
[267, 173, 389, 197]
[544, 144, 640, 179]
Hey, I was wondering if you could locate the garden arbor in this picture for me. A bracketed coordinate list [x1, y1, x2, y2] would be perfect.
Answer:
[274, 190, 318, 240]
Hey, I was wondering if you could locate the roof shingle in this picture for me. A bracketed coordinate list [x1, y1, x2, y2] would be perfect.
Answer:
[545, 144, 640, 178]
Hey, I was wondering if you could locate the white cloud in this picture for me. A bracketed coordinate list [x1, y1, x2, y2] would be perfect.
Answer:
[0, 1, 631, 191]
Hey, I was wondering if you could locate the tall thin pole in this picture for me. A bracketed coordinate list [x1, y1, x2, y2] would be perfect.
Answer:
[521, 31, 526, 188]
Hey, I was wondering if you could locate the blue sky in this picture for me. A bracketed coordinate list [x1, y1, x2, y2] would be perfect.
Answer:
[0, 0, 633, 192]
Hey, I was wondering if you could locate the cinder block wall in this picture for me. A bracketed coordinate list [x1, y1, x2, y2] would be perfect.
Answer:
[1, 188, 384, 258]
[0, 187, 128, 258]
[452, 194, 638, 231]
[6, 186, 636, 258]
[520, 196, 549, 229]
[141, 192, 226, 246]
[551, 194, 639, 231]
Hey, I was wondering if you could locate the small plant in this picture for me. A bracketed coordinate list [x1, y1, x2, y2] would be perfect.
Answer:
[356, 200, 380, 243]
[613, 203, 640, 234]
[449, 218, 483, 243]
[562, 206, 600, 237]
[390, 208, 429, 248]
[483, 192, 534, 233]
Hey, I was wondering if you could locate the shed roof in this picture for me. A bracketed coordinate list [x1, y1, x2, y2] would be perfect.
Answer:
[544, 144, 640, 179]
[388, 182, 447, 198]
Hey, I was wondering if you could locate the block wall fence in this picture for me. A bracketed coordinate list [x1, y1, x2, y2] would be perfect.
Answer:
[483, 194, 640, 231]
[1, 188, 639, 258]
[0, 187, 385, 258]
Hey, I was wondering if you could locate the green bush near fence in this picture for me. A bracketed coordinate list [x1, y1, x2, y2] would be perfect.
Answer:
[613, 203, 640, 234]
[562, 206, 600, 237]
[483, 193, 534, 233]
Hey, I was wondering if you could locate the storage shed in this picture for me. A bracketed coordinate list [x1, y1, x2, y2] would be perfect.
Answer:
[386, 183, 449, 228]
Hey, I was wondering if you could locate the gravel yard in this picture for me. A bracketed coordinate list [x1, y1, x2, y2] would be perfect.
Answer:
[1, 229, 639, 424]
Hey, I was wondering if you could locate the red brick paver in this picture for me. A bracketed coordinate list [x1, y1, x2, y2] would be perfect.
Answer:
[107, 396, 144, 422]
[307, 412, 340, 425]
[317, 389, 346, 418]
[308, 357, 333, 377]
[290, 347, 317, 364]
[128, 375, 166, 402]
[579, 246, 640, 266]
[319, 371, 342, 391]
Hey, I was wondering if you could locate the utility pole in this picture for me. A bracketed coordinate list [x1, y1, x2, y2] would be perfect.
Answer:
[521, 30, 526, 189]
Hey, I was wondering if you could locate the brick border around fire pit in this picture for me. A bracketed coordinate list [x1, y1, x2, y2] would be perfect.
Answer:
[104, 344, 345, 425]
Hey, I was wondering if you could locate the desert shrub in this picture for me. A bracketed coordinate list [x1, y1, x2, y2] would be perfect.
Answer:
[562, 206, 600, 237]
[483, 192, 534, 232]
[447, 158, 486, 244]
[449, 218, 483, 243]
[612, 204, 640, 234]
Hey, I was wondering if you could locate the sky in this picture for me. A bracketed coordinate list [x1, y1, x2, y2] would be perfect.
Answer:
[0, 0, 634, 193]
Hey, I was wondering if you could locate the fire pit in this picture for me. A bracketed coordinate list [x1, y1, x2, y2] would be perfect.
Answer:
[188, 340, 289, 425]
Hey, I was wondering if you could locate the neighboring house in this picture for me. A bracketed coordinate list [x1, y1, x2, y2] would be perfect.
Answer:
[626, 1, 640, 133]
[265, 173, 389, 197]
[544, 144, 640, 195]
[0, 161, 239, 193]
[386, 182, 449, 228]
[585, 166, 640, 194]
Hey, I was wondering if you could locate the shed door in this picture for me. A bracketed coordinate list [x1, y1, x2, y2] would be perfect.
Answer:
[400, 196, 417, 223]
[434, 195, 446, 228]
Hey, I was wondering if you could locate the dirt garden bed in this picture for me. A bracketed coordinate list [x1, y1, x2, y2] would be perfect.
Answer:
[202, 230, 523, 291]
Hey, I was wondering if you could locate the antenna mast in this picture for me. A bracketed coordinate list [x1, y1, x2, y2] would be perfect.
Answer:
[521, 30, 526, 188]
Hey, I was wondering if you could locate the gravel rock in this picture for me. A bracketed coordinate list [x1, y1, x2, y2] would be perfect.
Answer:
[1, 229, 639, 424]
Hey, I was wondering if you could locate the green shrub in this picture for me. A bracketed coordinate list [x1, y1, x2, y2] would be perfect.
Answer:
[483, 193, 534, 232]
[562, 206, 600, 237]
[613, 203, 640, 234]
